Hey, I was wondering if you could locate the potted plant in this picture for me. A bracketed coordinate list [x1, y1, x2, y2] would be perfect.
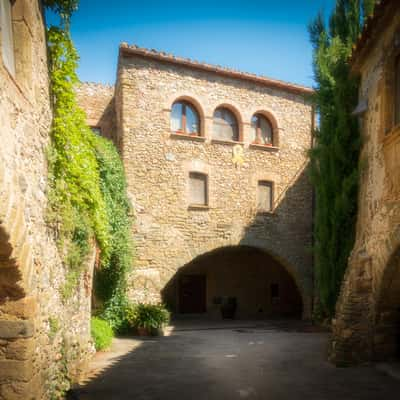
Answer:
[220, 297, 237, 319]
[131, 303, 170, 336]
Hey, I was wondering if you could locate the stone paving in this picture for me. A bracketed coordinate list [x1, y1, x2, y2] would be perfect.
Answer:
[74, 320, 400, 400]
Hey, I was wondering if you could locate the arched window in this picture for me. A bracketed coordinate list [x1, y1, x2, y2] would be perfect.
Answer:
[171, 101, 200, 135]
[213, 107, 239, 141]
[251, 114, 273, 145]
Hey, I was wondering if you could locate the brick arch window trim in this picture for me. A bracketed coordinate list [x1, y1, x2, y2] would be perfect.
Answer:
[250, 110, 279, 147]
[212, 106, 241, 142]
[251, 113, 274, 146]
[171, 100, 201, 136]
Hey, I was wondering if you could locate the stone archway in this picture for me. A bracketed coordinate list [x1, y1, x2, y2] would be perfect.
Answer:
[0, 196, 39, 399]
[162, 245, 304, 320]
[374, 246, 400, 360]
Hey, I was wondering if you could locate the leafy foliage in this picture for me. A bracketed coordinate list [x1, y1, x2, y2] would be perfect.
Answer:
[45, 1, 134, 329]
[91, 317, 114, 351]
[94, 136, 134, 331]
[43, 0, 78, 27]
[309, 0, 377, 317]
[131, 304, 170, 330]
[47, 26, 111, 299]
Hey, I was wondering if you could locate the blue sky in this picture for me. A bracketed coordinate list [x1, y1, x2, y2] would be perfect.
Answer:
[48, 0, 335, 87]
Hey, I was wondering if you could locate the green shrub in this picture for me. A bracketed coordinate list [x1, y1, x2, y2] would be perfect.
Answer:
[131, 304, 170, 330]
[100, 292, 135, 333]
[91, 317, 114, 351]
[94, 136, 134, 331]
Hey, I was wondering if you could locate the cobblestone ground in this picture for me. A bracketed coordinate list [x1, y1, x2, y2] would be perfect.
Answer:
[74, 320, 400, 400]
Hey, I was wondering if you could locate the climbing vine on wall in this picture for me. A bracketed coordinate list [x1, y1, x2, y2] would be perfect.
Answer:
[93, 136, 134, 331]
[47, 26, 111, 298]
[45, 1, 133, 307]
[43, 0, 78, 25]
[309, 0, 377, 318]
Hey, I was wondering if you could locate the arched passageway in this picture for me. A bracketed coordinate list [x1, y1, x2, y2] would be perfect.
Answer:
[162, 246, 303, 319]
[375, 247, 400, 360]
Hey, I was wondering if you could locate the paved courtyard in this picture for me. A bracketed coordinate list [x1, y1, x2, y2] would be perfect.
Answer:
[75, 320, 400, 400]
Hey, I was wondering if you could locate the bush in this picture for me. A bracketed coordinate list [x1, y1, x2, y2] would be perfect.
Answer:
[91, 317, 114, 351]
[94, 136, 134, 331]
[131, 304, 170, 330]
[101, 293, 135, 333]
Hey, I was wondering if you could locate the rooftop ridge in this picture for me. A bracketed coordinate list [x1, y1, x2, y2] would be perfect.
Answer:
[78, 81, 115, 89]
[119, 43, 314, 96]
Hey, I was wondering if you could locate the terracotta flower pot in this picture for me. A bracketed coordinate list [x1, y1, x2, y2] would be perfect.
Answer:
[136, 327, 151, 336]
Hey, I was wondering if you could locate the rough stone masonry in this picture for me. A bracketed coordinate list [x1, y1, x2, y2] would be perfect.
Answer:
[0, 1, 94, 399]
[331, 0, 400, 365]
[78, 44, 315, 318]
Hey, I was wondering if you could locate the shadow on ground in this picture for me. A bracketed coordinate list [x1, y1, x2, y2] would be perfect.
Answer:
[73, 320, 400, 400]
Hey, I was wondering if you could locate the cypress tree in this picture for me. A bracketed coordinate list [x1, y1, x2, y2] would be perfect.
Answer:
[309, 0, 377, 317]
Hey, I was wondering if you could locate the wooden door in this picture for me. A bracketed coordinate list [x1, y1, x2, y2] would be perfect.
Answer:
[179, 275, 206, 313]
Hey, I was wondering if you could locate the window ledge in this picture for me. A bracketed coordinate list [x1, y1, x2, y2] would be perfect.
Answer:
[249, 143, 279, 151]
[170, 132, 205, 142]
[188, 205, 210, 211]
[211, 139, 243, 146]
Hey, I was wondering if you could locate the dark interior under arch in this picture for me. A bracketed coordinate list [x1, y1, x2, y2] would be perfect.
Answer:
[162, 246, 303, 319]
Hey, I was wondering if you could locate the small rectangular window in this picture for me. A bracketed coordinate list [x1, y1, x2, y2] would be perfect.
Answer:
[257, 181, 273, 212]
[189, 172, 208, 206]
[395, 55, 400, 127]
[0, 0, 15, 75]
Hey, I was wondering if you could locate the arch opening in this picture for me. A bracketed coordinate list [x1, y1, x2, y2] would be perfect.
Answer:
[375, 246, 400, 360]
[162, 246, 303, 320]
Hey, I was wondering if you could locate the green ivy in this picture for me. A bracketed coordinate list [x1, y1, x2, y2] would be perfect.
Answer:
[94, 136, 134, 331]
[46, 26, 111, 299]
[45, 0, 133, 309]
[43, 0, 78, 27]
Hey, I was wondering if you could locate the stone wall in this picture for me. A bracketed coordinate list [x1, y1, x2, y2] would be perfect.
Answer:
[0, 1, 94, 398]
[331, 3, 400, 364]
[75, 82, 116, 142]
[111, 46, 315, 318]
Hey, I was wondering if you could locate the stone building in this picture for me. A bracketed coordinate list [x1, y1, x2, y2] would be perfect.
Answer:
[0, 1, 94, 398]
[79, 45, 315, 319]
[331, 0, 400, 364]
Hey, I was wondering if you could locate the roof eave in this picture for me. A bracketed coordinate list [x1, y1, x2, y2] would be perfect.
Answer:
[119, 45, 314, 97]
[350, 0, 397, 74]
